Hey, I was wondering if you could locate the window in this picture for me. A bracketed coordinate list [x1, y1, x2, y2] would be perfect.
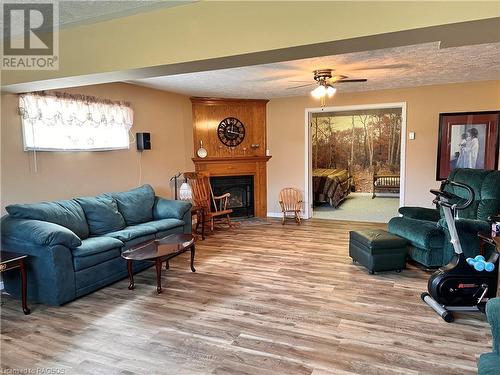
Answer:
[19, 93, 133, 151]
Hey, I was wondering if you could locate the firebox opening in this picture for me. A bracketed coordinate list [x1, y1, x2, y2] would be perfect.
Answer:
[210, 175, 254, 218]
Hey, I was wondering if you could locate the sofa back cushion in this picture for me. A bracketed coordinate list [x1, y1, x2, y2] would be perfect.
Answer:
[477, 171, 500, 221]
[76, 196, 126, 236]
[445, 169, 500, 221]
[6, 199, 89, 239]
[109, 184, 155, 225]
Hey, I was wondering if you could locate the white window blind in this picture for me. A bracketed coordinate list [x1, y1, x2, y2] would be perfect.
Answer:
[19, 93, 133, 151]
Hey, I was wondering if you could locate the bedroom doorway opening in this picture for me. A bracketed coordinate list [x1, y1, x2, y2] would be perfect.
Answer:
[305, 103, 406, 223]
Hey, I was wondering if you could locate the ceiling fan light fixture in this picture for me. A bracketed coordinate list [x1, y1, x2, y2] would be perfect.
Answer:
[326, 86, 336, 98]
[311, 85, 326, 98]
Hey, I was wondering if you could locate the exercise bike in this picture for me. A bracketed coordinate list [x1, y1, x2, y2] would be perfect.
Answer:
[421, 180, 499, 323]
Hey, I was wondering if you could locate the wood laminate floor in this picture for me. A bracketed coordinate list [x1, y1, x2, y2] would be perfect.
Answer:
[1, 219, 492, 374]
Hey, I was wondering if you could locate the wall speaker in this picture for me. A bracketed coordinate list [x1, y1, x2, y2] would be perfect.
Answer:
[136, 132, 151, 150]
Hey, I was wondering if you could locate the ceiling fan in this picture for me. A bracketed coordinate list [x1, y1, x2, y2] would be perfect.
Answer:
[288, 68, 367, 105]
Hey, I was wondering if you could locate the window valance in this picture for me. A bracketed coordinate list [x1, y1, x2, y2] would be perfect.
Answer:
[19, 92, 134, 151]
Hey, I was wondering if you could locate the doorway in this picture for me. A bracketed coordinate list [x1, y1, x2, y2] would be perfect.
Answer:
[304, 103, 407, 222]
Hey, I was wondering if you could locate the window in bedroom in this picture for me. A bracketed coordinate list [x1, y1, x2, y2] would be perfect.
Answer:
[19, 92, 133, 151]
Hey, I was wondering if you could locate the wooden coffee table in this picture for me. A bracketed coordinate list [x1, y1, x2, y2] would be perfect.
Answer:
[121, 234, 195, 294]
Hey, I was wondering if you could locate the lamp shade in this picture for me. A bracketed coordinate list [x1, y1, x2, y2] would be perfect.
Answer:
[179, 182, 192, 200]
[311, 85, 326, 98]
[326, 86, 337, 98]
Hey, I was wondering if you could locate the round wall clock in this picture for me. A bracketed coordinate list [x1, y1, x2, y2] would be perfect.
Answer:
[217, 117, 245, 147]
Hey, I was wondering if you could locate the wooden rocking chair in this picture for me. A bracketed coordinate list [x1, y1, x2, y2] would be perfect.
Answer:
[279, 188, 303, 225]
[184, 171, 234, 231]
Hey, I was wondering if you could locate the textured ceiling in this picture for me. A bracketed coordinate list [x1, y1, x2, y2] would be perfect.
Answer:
[6, 0, 191, 36]
[131, 42, 500, 99]
[58, 1, 191, 29]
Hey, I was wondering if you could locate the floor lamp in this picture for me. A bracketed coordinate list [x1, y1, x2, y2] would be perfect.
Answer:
[169, 172, 182, 200]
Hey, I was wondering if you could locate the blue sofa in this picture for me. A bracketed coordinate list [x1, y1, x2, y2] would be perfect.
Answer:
[1, 185, 192, 306]
[478, 298, 500, 375]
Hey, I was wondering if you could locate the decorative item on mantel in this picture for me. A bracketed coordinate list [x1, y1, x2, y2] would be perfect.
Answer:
[197, 140, 207, 158]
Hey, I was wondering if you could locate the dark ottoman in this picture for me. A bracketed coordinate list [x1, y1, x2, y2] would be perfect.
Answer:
[349, 229, 408, 274]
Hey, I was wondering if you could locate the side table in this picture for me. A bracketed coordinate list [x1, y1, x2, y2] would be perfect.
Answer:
[0, 251, 30, 315]
[479, 232, 500, 255]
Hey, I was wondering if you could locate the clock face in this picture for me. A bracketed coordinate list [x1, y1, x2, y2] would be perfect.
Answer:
[217, 117, 245, 147]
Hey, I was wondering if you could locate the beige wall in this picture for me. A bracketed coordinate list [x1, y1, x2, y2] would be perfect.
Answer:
[267, 80, 500, 214]
[1, 83, 193, 210]
[2, 80, 499, 216]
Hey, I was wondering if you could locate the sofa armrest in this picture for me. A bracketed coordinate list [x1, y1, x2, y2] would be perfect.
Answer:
[1, 216, 82, 249]
[398, 206, 440, 222]
[487, 298, 500, 354]
[438, 217, 490, 234]
[153, 197, 192, 220]
[0, 236, 76, 305]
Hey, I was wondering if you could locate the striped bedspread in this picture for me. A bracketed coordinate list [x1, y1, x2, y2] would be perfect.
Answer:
[313, 169, 351, 208]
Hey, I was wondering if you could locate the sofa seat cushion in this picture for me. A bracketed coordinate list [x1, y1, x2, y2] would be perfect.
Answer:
[143, 218, 184, 233]
[478, 353, 500, 375]
[388, 217, 445, 250]
[72, 237, 123, 271]
[103, 224, 157, 242]
[76, 196, 126, 235]
[109, 185, 155, 226]
[6, 199, 89, 239]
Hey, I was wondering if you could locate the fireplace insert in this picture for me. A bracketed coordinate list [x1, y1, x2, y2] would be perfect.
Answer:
[210, 175, 254, 217]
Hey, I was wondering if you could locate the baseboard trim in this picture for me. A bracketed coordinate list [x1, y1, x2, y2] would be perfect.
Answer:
[267, 211, 307, 219]
[267, 212, 282, 218]
[352, 192, 400, 198]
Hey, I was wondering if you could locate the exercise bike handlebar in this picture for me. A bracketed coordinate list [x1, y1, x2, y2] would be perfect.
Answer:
[430, 180, 475, 210]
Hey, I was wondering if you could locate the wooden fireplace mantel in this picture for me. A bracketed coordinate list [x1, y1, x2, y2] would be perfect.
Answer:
[192, 156, 271, 218]
[192, 156, 271, 163]
[190, 97, 270, 218]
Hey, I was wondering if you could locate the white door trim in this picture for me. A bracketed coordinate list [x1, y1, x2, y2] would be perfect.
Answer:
[304, 102, 408, 219]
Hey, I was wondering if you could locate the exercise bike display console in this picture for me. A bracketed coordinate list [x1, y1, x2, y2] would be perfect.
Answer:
[421, 180, 499, 322]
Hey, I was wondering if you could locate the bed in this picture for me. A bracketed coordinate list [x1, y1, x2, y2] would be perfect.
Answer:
[313, 168, 352, 208]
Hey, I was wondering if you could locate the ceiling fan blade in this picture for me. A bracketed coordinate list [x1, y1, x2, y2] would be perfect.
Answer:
[288, 80, 314, 83]
[327, 75, 347, 83]
[335, 79, 368, 83]
[286, 83, 316, 89]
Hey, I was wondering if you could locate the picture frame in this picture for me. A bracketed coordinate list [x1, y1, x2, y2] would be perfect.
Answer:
[436, 111, 500, 180]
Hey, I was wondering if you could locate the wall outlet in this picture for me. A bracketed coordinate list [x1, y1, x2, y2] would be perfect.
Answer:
[409, 132, 415, 140]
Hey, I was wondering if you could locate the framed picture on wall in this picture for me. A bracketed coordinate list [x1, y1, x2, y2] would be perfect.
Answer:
[436, 111, 500, 180]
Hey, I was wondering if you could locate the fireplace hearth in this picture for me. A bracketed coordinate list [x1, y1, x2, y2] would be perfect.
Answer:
[210, 175, 254, 217]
